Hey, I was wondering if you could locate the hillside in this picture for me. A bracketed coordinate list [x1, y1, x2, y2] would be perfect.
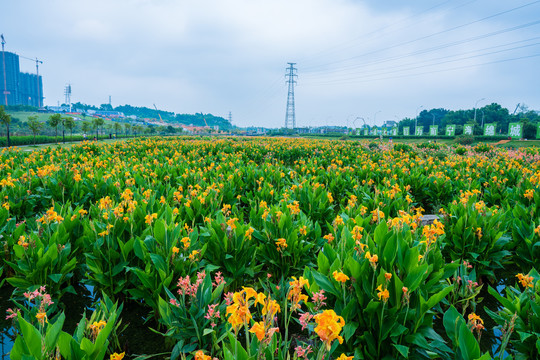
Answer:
[71, 103, 232, 129]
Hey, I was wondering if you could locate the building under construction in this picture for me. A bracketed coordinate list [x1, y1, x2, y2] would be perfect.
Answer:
[1, 41, 43, 107]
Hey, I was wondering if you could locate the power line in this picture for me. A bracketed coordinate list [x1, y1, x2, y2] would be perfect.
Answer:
[302, 34, 540, 84]
[305, 42, 540, 85]
[303, 53, 540, 86]
[299, 0, 478, 67]
[303, 20, 540, 79]
[302, 0, 540, 72]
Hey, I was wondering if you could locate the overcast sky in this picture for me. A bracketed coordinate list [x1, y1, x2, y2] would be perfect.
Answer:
[2, 0, 539, 128]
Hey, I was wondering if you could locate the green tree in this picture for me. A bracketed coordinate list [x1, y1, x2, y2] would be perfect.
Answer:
[0, 106, 11, 147]
[113, 122, 122, 138]
[47, 113, 62, 143]
[92, 117, 104, 140]
[64, 117, 75, 141]
[106, 124, 113, 139]
[133, 125, 143, 136]
[99, 103, 113, 111]
[124, 123, 132, 137]
[27, 115, 43, 146]
[81, 121, 91, 139]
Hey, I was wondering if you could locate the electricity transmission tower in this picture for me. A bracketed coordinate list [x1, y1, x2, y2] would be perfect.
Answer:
[64, 84, 71, 111]
[284, 63, 297, 129]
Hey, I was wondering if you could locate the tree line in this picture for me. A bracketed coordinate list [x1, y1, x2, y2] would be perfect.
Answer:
[397, 103, 539, 138]
[0, 106, 184, 147]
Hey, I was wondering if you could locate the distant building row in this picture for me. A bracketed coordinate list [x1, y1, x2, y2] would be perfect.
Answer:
[0, 51, 43, 107]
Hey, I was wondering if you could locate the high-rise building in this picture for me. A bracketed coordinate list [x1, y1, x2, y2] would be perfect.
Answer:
[19, 72, 42, 107]
[0, 50, 43, 107]
[1, 51, 20, 106]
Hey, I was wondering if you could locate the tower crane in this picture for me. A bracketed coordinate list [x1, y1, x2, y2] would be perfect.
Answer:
[199, 112, 211, 132]
[153, 104, 164, 122]
[1, 34, 8, 106]
[19, 54, 43, 107]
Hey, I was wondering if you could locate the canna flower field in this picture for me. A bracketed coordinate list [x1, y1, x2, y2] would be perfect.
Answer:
[0, 137, 539, 360]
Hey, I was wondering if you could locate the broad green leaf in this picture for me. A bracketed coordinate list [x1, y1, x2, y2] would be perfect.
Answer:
[392, 344, 409, 358]
[45, 312, 66, 351]
[458, 322, 480, 360]
[18, 316, 42, 358]
[312, 270, 340, 297]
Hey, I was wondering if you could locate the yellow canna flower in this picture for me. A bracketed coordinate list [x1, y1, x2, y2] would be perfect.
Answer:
[35, 312, 47, 326]
[332, 270, 349, 283]
[145, 213, 157, 225]
[181, 237, 190, 250]
[110, 353, 125, 360]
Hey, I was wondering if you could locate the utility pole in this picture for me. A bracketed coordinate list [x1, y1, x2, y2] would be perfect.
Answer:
[1, 34, 8, 106]
[228, 111, 232, 124]
[35, 58, 43, 107]
[284, 62, 297, 129]
[473, 97, 485, 125]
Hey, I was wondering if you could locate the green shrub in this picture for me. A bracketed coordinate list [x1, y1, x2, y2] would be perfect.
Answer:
[0, 135, 86, 147]
[455, 135, 474, 145]
[417, 142, 440, 150]
[393, 143, 413, 152]
[473, 143, 492, 153]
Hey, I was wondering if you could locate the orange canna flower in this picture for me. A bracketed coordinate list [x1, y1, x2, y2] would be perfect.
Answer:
[376, 285, 390, 302]
[249, 321, 266, 341]
[516, 273, 534, 288]
[288, 277, 309, 312]
[276, 238, 287, 252]
[323, 233, 334, 243]
[313, 309, 345, 350]
[194, 350, 211, 360]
